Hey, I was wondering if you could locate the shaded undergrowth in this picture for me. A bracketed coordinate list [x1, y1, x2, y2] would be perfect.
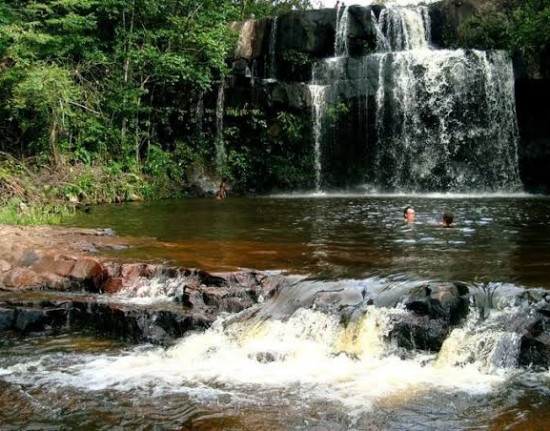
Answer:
[0, 153, 183, 225]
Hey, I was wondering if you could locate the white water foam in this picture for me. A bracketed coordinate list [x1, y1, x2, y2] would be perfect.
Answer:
[317, 0, 441, 7]
[267, 191, 537, 199]
[0, 302, 522, 416]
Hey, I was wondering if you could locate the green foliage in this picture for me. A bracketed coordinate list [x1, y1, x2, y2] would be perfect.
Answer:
[276, 112, 301, 141]
[12, 63, 82, 160]
[234, 0, 312, 19]
[326, 102, 349, 122]
[223, 105, 314, 191]
[509, 0, 550, 50]
[282, 49, 311, 67]
[0, 0, 313, 211]
[459, 13, 510, 49]
[459, 0, 550, 53]
[0, 198, 73, 225]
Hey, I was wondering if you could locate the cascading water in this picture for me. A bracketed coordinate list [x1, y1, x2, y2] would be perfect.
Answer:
[309, 5, 522, 192]
[215, 82, 226, 173]
[267, 17, 278, 80]
[309, 85, 328, 192]
[376, 6, 431, 51]
[1, 278, 541, 424]
[306, 5, 349, 191]
[334, 5, 350, 57]
[372, 49, 521, 191]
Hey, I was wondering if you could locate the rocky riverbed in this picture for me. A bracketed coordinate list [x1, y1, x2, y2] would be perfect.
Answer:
[1, 224, 550, 370]
[0, 225, 285, 345]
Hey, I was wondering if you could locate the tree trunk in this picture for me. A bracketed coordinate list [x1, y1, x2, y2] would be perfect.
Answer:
[49, 116, 60, 167]
[135, 95, 141, 165]
[121, 4, 135, 144]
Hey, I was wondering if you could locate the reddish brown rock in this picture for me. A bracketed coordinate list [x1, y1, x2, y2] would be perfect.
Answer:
[39, 273, 69, 290]
[102, 278, 124, 294]
[52, 256, 77, 277]
[70, 258, 105, 290]
[31, 252, 76, 277]
[2, 268, 41, 289]
[104, 262, 122, 278]
[121, 263, 157, 285]
[0, 260, 12, 272]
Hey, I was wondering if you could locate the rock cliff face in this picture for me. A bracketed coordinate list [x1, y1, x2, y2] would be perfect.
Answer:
[226, 2, 550, 193]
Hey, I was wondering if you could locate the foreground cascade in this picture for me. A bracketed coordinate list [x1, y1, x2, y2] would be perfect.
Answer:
[2, 276, 550, 421]
[230, 4, 523, 193]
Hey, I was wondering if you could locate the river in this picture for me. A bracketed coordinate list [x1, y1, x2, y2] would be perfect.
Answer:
[1, 194, 550, 430]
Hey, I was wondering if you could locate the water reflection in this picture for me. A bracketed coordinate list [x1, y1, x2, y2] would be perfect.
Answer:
[65, 196, 550, 287]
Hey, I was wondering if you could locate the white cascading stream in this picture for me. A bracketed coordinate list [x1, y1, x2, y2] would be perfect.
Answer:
[335, 5, 350, 56]
[309, 85, 328, 192]
[309, 4, 521, 192]
[0, 289, 529, 415]
[372, 49, 521, 191]
[375, 6, 431, 51]
[267, 17, 278, 80]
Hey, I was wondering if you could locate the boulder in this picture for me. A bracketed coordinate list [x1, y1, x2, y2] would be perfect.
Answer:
[0, 308, 15, 330]
[70, 258, 105, 291]
[101, 278, 124, 294]
[389, 313, 450, 352]
[518, 306, 550, 369]
[231, 19, 269, 60]
[18, 250, 40, 267]
[51, 256, 76, 277]
[2, 268, 41, 289]
[0, 260, 12, 272]
[346, 6, 378, 56]
[121, 263, 157, 286]
[68, 301, 213, 345]
[277, 9, 336, 58]
[376, 281, 470, 325]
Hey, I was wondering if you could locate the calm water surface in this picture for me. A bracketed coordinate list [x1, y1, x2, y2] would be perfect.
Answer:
[65, 195, 550, 287]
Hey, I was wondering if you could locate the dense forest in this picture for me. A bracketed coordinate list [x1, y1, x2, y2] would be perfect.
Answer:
[0, 0, 311, 223]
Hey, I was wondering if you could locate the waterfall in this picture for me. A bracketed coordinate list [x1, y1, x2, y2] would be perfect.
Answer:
[8, 278, 534, 413]
[305, 4, 522, 192]
[267, 17, 278, 80]
[372, 10, 391, 52]
[437, 310, 523, 373]
[215, 83, 226, 173]
[376, 6, 431, 51]
[373, 50, 521, 191]
[335, 5, 350, 57]
[309, 85, 328, 192]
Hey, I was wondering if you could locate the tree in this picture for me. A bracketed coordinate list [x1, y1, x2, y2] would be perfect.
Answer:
[12, 63, 82, 165]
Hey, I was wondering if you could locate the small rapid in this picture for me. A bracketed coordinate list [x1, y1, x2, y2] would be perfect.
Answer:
[2, 278, 547, 424]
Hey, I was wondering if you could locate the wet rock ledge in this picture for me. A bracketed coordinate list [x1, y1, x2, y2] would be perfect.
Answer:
[1, 225, 550, 371]
[0, 225, 285, 345]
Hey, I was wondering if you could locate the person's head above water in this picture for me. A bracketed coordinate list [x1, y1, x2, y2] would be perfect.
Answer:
[441, 211, 454, 227]
[403, 206, 415, 222]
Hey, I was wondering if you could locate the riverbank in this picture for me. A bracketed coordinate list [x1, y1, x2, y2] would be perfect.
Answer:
[0, 156, 191, 226]
[0, 224, 284, 344]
